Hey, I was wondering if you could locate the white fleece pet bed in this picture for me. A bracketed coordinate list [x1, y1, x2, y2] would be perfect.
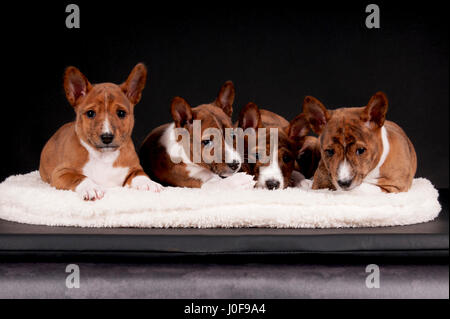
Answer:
[0, 171, 441, 229]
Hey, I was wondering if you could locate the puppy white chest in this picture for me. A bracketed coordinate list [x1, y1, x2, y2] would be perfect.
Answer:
[80, 140, 129, 187]
[364, 126, 390, 185]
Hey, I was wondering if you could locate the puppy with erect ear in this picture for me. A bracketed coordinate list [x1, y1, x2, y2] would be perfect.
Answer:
[237, 102, 263, 177]
[140, 81, 255, 189]
[303, 92, 417, 193]
[237, 102, 316, 190]
[39, 63, 163, 201]
[213, 81, 235, 117]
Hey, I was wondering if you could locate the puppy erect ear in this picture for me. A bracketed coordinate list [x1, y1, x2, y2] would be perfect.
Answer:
[120, 63, 147, 105]
[302, 96, 330, 135]
[171, 97, 193, 128]
[288, 113, 310, 143]
[238, 102, 262, 131]
[214, 81, 235, 117]
[361, 92, 388, 128]
[64, 66, 92, 106]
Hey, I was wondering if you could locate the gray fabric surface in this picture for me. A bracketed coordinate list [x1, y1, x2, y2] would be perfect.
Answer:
[0, 262, 448, 299]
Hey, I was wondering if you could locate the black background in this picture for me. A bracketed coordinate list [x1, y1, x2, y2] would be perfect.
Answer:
[1, 1, 448, 187]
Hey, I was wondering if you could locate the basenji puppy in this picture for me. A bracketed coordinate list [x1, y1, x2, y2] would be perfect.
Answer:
[303, 92, 417, 193]
[140, 81, 253, 189]
[237, 102, 320, 189]
[39, 63, 163, 200]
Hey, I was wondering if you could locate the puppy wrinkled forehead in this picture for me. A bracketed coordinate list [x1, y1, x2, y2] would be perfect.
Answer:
[193, 105, 233, 129]
[84, 84, 130, 108]
[322, 115, 370, 146]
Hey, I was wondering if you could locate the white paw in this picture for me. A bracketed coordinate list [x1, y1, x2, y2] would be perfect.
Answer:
[75, 178, 105, 201]
[131, 175, 163, 192]
[202, 173, 256, 190]
[229, 172, 257, 189]
[299, 178, 313, 189]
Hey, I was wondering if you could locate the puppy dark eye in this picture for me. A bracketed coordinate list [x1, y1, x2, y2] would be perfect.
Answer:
[202, 139, 212, 146]
[86, 110, 96, 118]
[356, 147, 366, 155]
[117, 110, 126, 118]
[283, 154, 293, 163]
[325, 149, 335, 157]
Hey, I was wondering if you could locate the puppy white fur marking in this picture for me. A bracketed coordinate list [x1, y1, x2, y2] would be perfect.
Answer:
[102, 117, 111, 134]
[224, 137, 242, 168]
[102, 91, 112, 134]
[364, 126, 390, 184]
[337, 159, 352, 182]
[79, 139, 129, 187]
[257, 151, 284, 189]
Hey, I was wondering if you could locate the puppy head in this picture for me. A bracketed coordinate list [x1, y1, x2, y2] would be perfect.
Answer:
[303, 92, 388, 190]
[238, 103, 309, 189]
[171, 81, 241, 177]
[64, 63, 147, 152]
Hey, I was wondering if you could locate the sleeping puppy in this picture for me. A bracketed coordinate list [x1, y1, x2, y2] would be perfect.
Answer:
[303, 92, 417, 193]
[140, 81, 254, 189]
[237, 102, 319, 189]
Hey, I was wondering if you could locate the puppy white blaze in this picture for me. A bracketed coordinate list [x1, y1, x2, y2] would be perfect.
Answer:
[337, 159, 352, 182]
[257, 151, 284, 189]
[224, 138, 242, 168]
[102, 117, 111, 134]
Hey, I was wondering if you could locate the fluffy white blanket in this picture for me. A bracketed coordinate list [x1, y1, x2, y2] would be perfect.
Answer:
[0, 171, 441, 228]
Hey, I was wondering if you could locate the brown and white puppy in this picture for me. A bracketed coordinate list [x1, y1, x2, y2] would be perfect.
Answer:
[139, 81, 247, 188]
[39, 63, 163, 200]
[237, 102, 319, 189]
[303, 92, 417, 193]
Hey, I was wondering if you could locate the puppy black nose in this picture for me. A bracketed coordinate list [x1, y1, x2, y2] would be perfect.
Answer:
[265, 179, 280, 190]
[228, 160, 240, 171]
[100, 133, 114, 145]
[338, 179, 352, 189]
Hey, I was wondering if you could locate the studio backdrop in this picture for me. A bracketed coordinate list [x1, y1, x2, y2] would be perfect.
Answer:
[1, 1, 448, 188]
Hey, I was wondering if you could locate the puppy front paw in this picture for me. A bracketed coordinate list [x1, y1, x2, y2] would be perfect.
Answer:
[229, 172, 257, 189]
[202, 172, 256, 190]
[131, 175, 163, 192]
[75, 178, 105, 201]
[299, 178, 313, 189]
[290, 171, 312, 189]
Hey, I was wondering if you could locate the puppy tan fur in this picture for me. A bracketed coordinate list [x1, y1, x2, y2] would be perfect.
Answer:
[40, 63, 162, 200]
[303, 92, 417, 193]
